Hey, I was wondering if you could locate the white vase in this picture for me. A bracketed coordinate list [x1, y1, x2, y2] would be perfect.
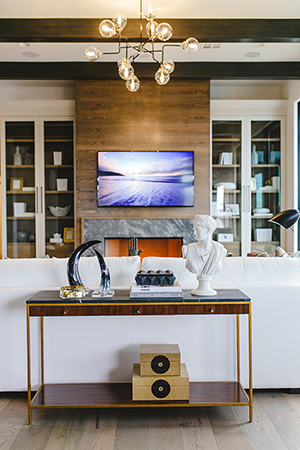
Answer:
[14, 146, 22, 165]
[251, 145, 258, 165]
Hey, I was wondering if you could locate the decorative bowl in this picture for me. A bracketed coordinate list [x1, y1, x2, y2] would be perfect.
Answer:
[214, 182, 237, 190]
[48, 205, 71, 217]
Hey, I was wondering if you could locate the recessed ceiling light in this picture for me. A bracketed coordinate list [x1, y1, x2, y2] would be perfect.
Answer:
[18, 42, 30, 48]
[252, 43, 265, 48]
[22, 51, 39, 58]
[245, 52, 261, 58]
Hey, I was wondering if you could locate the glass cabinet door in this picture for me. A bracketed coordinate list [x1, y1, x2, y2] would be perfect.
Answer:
[251, 120, 281, 254]
[5, 122, 36, 258]
[212, 121, 242, 256]
[44, 121, 74, 258]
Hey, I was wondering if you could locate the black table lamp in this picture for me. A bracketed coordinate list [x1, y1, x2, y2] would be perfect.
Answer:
[269, 209, 300, 230]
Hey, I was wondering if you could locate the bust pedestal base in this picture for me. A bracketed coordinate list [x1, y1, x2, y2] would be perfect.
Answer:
[191, 275, 217, 296]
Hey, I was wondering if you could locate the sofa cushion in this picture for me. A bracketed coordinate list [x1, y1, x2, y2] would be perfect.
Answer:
[141, 256, 300, 288]
[0, 256, 141, 288]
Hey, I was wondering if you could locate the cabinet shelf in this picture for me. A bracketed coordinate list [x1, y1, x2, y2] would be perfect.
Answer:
[7, 216, 35, 220]
[7, 191, 35, 194]
[251, 138, 280, 142]
[251, 164, 279, 168]
[6, 139, 34, 143]
[45, 190, 74, 194]
[46, 216, 74, 220]
[45, 165, 73, 168]
[212, 190, 241, 193]
[212, 164, 241, 168]
[214, 214, 240, 219]
[212, 138, 241, 142]
[45, 139, 73, 143]
[251, 190, 278, 193]
[6, 165, 34, 169]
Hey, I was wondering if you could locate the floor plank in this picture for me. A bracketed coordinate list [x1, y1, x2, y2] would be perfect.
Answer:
[77, 409, 118, 450]
[114, 408, 149, 450]
[258, 393, 300, 450]
[43, 408, 88, 450]
[178, 407, 219, 450]
[0, 392, 300, 450]
[236, 396, 289, 450]
[214, 434, 254, 450]
[0, 397, 11, 414]
[282, 394, 300, 418]
[148, 408, 184, 450]
[8, 409, 61, 450]
[0, 418, 25, 450]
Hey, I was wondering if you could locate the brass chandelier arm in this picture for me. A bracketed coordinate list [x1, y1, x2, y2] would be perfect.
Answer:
[84, 1, 199, 91]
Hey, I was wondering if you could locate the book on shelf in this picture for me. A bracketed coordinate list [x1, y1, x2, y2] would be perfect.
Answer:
[130, 291, 183, 298]
[130, 281, 183, 298]
[218, 152, 233, 165]
[130, 281, 182, 293]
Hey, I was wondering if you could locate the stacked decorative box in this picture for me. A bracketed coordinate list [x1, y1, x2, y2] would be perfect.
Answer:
[132, 344, 189, 401]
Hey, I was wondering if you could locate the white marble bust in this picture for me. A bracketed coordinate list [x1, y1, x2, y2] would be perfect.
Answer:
[182, 215, 227, 296]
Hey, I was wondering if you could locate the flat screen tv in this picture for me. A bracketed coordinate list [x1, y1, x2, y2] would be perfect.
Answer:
[97, 151, 194, 207]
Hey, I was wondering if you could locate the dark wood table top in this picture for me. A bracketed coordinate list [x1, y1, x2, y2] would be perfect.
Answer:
[26, 288, 250, 304]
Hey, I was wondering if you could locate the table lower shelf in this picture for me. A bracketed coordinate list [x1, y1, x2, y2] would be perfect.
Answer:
[31, 382, 250, 409]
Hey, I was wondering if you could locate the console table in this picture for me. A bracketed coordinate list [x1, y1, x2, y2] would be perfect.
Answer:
[26, 288, 252, 425]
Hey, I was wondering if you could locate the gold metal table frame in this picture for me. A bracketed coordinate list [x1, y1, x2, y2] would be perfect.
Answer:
[26, 288, 252, 425]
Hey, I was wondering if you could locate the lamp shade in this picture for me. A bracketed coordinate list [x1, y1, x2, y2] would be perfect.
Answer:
[269, 209, 300, 229]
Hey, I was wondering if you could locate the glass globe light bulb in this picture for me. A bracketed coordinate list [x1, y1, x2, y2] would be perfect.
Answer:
[161, 59, 175, 74]
[156, 23, 173, 41]
[126, 76, 140, 92]
[117, 58, 131, 69]
[155, 68, 170, 85]
[112, 13, 127, 33]
[118, 63, 134, 81]
[182, 37, 200, 54]
[99, 20, 116, 38]
[143, 2, 158, 20]
[85, 46, 102, 61]
[146, 20, 158, 40]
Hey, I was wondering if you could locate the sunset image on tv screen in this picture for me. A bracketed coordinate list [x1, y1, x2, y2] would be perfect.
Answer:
[97, 151, 194, 207]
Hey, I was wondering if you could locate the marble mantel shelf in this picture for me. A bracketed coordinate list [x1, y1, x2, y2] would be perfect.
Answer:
[83, 218, 195, 256]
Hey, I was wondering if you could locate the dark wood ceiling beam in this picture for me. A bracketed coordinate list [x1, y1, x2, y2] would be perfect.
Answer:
[1, 19, 300, 43]
[1, 61, 300, 79]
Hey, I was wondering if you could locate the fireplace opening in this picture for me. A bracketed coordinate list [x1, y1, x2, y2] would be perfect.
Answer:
[105, 237, 183, 258]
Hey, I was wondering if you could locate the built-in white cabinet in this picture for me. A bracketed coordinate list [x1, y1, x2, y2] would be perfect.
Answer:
[1, 103, 75, 259]
[211, 102, 286, 256]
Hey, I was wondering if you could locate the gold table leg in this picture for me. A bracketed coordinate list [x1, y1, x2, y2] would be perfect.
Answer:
[26, 305, 32, 426]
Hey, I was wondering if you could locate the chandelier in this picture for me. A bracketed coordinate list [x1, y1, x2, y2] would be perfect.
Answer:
[84, 1, 199, 92]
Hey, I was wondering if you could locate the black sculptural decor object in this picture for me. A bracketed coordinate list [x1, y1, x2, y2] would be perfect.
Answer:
[67, 240, 112, 296]
[93, 247, 111, 295]
[135, 270, 176, 286]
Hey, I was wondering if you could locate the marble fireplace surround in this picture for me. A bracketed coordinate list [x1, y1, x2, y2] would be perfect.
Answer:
[83, 219, 195, 256]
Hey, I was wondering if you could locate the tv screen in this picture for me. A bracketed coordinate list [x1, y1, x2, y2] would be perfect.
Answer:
[97, 151, 194, 207]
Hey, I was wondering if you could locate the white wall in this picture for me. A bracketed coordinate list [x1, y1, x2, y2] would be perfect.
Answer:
[210, 80, 284, 100]
[0, 80, 75, 101]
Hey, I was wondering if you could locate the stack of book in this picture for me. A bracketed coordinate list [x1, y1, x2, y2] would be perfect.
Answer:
[130, 281, 183, 298]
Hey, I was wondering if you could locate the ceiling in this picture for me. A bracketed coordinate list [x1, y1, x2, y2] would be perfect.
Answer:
[1, 0, 300, 78]
[2, 0, 300, 19]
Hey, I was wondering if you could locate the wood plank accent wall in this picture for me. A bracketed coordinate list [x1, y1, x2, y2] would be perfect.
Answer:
[75, 80, 210, 244]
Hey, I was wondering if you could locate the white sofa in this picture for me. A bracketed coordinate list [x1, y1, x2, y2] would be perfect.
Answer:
[0, 255, 300, 391]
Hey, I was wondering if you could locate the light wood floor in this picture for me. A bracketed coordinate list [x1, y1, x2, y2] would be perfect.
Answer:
[1, 391, 300, 450]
